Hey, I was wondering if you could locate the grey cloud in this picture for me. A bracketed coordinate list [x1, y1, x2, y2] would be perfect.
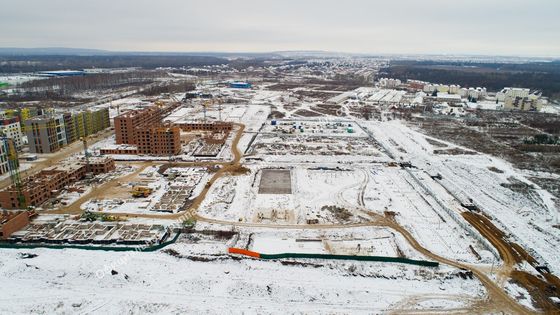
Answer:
[1, 0, 559, 56]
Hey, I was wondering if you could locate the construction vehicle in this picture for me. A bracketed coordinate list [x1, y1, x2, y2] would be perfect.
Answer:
[131, 186, 153, 198]
[154, 100, 166, 108]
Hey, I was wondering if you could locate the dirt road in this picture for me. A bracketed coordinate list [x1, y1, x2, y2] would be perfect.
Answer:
[55, 123, 246, 220]
[462, 211, 560, 314]
[195, 212, 535, 314]
[0, 129, 113, 190]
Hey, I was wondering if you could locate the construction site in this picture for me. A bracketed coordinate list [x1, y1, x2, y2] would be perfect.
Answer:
[0, 75, 559, 314]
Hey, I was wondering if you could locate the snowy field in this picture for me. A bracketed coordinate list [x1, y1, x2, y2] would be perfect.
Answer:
[0, 232, 486, 314]
[364, 120, 560, 274]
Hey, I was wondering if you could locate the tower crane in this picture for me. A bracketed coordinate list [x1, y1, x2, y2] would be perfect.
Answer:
[0, 135, 25, 208]
[80, 136, 91, 177]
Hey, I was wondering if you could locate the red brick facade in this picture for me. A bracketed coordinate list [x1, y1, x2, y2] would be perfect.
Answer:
[0, 158, 115, 209]
[0, 211, 30, 239]
[137, 126, 181, 155]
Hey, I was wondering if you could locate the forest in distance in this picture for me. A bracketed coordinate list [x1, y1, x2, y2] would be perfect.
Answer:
[382, 60, 560, 99]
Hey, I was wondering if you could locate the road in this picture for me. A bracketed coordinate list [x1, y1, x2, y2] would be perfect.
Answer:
[33, 120, 553, 313]
[51, 123, 246, 220]
[194, 212, 534, 314]
[0, 129, 113, 190]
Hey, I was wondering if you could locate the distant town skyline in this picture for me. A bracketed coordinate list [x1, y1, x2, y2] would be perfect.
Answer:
[1, 0, 559, 57]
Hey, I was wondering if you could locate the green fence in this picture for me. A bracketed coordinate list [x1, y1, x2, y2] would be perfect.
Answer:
[259, 252, 439, 267]
[0, 231, 181, 252]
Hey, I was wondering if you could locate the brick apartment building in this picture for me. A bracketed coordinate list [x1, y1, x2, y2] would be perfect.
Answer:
[115, 107, 163, 145]
[0, 157, 115, 209]
[113, 104, 183, 155]
[137, 126, 181, 155]
[176, 122, 233, 133]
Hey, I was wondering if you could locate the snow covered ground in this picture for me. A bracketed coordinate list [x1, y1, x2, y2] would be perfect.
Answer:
[365, 120, 560, 274]
[0, 233, 485, 314]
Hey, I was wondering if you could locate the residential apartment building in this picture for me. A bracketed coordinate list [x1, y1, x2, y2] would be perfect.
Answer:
[497, 87, 530, 102]
[25, 116, 61, 154]
[115, 107, 162, 145]
[26, 108, 110, 154]
[504, 95, 545, 111]
[136, 126, 181, 155]
[0, 140, 10, 175]
[64, 108, 110, 144]
[0, 117, 24, 150]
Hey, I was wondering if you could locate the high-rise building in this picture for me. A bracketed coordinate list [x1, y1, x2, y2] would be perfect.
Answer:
[25, 116, 60, 154]
[114, 107, 162, 145]
[0, 117, 25, 150]
[136, 126, 181, 155]
[64, 108, 110, 145]
[0, 140, 11, 175]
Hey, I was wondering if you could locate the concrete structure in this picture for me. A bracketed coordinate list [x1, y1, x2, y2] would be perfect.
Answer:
[0, 157, 115, 209]
[25, 116, 60, 154]
[0, 117, 24, 150]
[504, 95, 545, 111]
[0, 141, 11, 175]
[9, 221, 168, 245]
[64, 108, 110, 144]
[26, 109, 110, 154]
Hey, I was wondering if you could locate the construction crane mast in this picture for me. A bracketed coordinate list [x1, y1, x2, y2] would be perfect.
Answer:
[1, 136, 25, 208]
[81, 136, 91, 176]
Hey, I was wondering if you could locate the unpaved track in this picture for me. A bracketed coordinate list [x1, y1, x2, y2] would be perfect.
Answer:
[195, 213, 533, 314]
[0, 129, 113, 190]
[54, 123, 246, 220]
[49, 162, 153, 215]
[463, 212, 560, 313]
[38, 122, 545, 313]
[462, 212, 518, 286]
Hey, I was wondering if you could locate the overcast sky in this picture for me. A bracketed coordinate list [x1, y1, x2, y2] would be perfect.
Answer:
[1, 0, 559, 56]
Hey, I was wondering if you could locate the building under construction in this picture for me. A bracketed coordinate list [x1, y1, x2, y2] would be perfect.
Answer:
[112, 104, 182, 155]
[0, 211, 32, 239]
[26, 108, 110, 154]
[0, 157, 115, 209]
[137, 125, 181, 155]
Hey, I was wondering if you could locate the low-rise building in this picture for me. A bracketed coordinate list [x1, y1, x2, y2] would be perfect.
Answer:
[0, 157, 115, 209]
[176, 122, 233, 132]
[497, 87, 530, 101]
[504, 94, 545, 111]
[378, 78, 402, 89]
